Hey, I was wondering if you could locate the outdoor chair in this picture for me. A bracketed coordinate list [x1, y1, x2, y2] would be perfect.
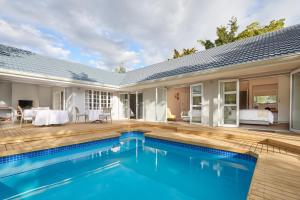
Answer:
[16, 106, 24, 126]
[99, 107, 112, 123]
[167, 108, 176, 121]
[75, 106, 88, 123]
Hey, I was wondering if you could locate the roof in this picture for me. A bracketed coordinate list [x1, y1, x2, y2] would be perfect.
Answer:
[121, 24, 300, 85]
[0, 45, 125, 86]
[0, 24, 300, 87]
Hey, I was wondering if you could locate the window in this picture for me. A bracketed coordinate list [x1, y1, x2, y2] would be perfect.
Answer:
[85, 90, 93, 110]
[85, 90, 112, 110]
[101, 92, 112, 108]
[101, 92, 107, 108]
[85, 90, 100, 110]
[93, 91, 100, 109]
[253, 95, 277, 104]
[107, 92, 112, 108]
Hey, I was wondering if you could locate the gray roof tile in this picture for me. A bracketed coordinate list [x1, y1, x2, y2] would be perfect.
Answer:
[121, 24, 300, 84]
[0, 24, 300, 87]
[0, 45, 125, 86]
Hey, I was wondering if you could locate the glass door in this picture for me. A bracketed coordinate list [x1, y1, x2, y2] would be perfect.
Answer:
[53, 89, 65, 110]
[137, 92, 143, 119]
[291, 69, 300, 132]
[190, 83, 203, 124]
[119, 93, 129, 119]
[218, 80, 239, 127]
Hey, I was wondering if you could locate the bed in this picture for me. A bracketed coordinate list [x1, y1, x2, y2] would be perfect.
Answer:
[239, 109, 274, 125]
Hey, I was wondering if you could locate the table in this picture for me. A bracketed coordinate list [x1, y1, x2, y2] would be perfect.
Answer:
[33, 110, 69, 126]
[88, 110, 102, 121]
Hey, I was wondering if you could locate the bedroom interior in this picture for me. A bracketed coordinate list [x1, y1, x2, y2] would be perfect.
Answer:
[239, 74, 290, 131]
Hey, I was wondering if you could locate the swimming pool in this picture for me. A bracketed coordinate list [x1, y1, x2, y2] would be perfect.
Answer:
[0, 131, 256, 200]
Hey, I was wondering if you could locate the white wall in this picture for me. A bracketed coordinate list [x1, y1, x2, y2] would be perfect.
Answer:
[12, 83, 39, 108]
[0, 81, 12, 107]
[111, 92, 119, 120]
[38, 86, 52, 107]
[143, 88, 156, 121]
[203, 80, 219, 127]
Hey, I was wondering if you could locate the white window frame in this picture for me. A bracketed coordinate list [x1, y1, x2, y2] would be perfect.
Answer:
[190, 83, 203, 124]
[85, 90, 112, 111]
[290, 68, 300, 133]
[218, 79, 240, 127]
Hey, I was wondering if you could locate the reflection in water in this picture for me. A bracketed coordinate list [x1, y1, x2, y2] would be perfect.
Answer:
[213, 163, 222, 177]
[200, 160, 209, 169]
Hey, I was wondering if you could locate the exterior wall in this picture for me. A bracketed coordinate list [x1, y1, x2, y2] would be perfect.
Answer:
[12, 83, 39, 108]
[111, 92, 119, 120]
[203, 80, 219, 127]
[278, 75, 290, 123]
[64, 87, 74, 121]
[0, 81, 12, 107]
[72, 87, 85, 114]
[143, 88, 156, 121]
[38, 86, 52, 108]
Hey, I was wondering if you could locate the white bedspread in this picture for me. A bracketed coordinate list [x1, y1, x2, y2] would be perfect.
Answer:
[33, 110, 69, 126]
[239, 109, 274, 124]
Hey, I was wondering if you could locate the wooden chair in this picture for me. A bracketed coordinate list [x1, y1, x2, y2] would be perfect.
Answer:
[74, 107, 88, 123]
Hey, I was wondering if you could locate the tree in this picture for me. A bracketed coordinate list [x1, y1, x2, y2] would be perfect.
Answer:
[199, 17, 285, 49]
[236, 19, 285, 40]
[173, 48, 197, 59]
[199, 40, 215, 49]
[114, 64, 127, 73]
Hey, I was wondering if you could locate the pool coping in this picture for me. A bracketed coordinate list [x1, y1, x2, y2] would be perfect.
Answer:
[0, 130, 257, 164]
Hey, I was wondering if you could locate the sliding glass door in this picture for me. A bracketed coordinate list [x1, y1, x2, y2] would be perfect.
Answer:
[218, 80, 239, 127]
[190, 83, 203, 124]
[291, 69, 300, 132]
[129, 92, 143, 120]
[53, 89, 65, 110]
[137, 93, 143, 119]
[119, 93, 129, 119]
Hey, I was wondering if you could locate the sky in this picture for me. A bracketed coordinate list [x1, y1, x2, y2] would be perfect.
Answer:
[0, 0, 299, 72]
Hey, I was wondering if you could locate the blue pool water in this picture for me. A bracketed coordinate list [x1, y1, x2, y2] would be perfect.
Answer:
[0, 132, 256, 200]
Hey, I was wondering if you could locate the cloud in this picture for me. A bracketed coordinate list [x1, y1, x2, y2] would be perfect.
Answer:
[0, 19, 70, 59]
[0, 0, 299, 71]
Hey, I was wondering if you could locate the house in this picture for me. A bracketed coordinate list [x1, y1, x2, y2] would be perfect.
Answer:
[0, 24, 299, 132]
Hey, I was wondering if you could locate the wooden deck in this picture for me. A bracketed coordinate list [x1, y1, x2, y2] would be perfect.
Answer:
[0, 121, 299, 200]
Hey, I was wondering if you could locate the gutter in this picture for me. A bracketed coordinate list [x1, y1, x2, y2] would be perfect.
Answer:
[0, 68, 121, 91]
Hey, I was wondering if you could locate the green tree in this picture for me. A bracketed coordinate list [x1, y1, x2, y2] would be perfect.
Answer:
[236, 19, 285, 40]
[199, 40, 215, 49]
[199, 18, 285, 49]
[173, 48, 197, 59]
[114, 64, 127, 73]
